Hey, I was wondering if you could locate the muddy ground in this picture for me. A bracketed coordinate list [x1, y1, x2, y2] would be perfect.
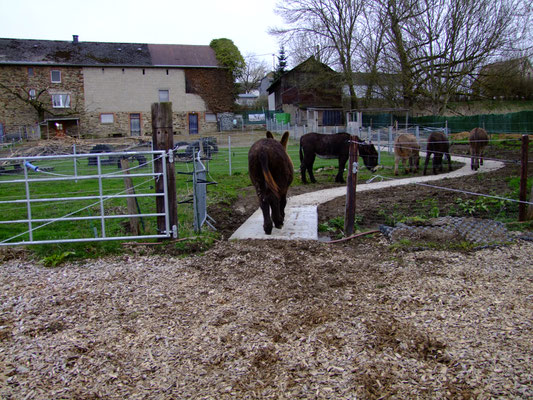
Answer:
[211, 142, 533, 241]
[1, 138, 532, 399]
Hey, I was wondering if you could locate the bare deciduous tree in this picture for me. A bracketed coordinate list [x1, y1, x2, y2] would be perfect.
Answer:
[270, 0, 368, 109]
[236, 54, 269, 93]
[271, 0, 532, 114]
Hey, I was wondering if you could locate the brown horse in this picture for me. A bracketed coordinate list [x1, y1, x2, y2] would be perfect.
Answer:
[299, 132, 379, 184]
[423, 131, 452, 175]
[248, 131, 294, 234]
[394, 133, 420, 175]
[469, 127, 488, 171]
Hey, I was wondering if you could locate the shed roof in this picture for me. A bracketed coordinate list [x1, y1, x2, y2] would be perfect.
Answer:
[0, 37, 220, 68]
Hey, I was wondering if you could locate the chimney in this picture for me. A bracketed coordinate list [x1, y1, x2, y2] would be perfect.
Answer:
[73, 35, 79, 44]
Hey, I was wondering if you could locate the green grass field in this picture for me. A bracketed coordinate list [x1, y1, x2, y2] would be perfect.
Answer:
[0, 143, 400, 258]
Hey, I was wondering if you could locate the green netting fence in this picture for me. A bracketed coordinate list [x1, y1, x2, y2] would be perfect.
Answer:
[363, 110, 533, 134]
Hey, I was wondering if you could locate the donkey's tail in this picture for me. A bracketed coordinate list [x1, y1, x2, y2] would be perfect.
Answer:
[259, 152, 280, 199]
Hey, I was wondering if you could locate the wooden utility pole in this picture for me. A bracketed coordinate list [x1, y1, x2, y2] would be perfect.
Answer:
[344, 139, 358, 236]
[519, 134, 529, 221]
[152, 102, 177, 238]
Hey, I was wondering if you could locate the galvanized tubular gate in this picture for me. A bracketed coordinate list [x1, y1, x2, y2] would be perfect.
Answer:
[0, 150, 172, 246]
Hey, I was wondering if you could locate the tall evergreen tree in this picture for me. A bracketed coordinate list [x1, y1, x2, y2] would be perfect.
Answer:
[274, 46, 288, 79]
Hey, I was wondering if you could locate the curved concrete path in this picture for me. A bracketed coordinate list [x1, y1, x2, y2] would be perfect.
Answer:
[229, 155, 505, 240]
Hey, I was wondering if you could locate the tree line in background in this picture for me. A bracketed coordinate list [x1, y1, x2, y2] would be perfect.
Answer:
[267, 0, 533, 115]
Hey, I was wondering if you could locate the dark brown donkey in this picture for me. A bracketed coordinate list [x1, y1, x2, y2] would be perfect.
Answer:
[299, 132, 378, 184]
[423, 131, 452, 175]
[469, 127, 489, 171]
[248, 131, 294, 234]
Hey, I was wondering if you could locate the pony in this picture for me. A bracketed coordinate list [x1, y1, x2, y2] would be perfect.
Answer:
[248, 131, 294, 234]
[423, 131, 452, 175]
[468, 127, 488, 171]
[299, 132, 379, 184]
[394, 133, 420, 175]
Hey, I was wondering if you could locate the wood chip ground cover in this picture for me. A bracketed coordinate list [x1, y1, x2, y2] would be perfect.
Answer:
[1, 238, 532, 399]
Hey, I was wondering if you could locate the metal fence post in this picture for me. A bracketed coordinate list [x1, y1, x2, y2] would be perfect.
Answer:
[388, 126, 393, 153]
[377, 128, 381, 164]
[228, 136, 232, 176]
[415, 125, 420, 143]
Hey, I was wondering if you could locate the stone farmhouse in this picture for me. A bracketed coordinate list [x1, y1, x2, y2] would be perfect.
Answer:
[0, 36, 234, 139]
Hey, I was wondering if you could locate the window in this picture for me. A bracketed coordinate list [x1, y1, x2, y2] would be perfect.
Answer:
[185, 78, 196, 94]
[205, 113, 217, 123]
[28, 67, 34, 77]
[51, 70, 61, 83]
[29, 89, 36, 99]
[52, 94, 70, 108]
[158, 89, 169, 102]
[100, 113, 114, 124]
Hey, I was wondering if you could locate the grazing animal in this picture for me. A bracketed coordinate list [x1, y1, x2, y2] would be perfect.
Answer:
[299, 132, 379, 184]
[394, 133, 420, 175]
[248, 131, 294, 234]
[423, 131, 452, 175]
[468, 127, 488, 171]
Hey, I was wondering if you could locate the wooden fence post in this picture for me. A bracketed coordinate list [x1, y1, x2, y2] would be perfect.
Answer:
[120, 158, 140, 236]
[519, 134, 529, 221]
[344, 139, 358, 236]
[152, 102, 177, 238]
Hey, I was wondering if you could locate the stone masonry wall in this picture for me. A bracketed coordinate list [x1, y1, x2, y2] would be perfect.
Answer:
[0, 65, 84, 136]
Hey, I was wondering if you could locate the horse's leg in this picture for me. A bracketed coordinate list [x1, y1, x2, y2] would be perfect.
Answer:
[404, 157, 410, 174]
[270, 197, 283, 229]
[336, 155, 347, 183]
[303, 153, 316, 183]
[259, 197, 273, 234]
[279, 194, 287, 220]
[300, 164, 307, 184]
[423, 152, 431, 175]
[480, 149, 484, 166]
[446, 152, 452, 172]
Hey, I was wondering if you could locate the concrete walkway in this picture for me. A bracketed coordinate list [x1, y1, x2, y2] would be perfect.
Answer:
[229, 155, 505, 240]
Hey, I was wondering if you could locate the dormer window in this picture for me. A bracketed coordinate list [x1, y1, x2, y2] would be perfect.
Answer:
[27, 67, 34, 77]
[51, 70, 61, 83]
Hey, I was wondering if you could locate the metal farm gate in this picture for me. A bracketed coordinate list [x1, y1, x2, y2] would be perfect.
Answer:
[0, 150, 173, 246]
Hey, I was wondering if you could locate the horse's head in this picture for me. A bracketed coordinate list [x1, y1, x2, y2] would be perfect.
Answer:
[359, 141, 379, 172]
[266, 131, 290, 151]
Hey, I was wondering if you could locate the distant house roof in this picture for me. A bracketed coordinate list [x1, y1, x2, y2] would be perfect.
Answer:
[0, 37, 220, 68]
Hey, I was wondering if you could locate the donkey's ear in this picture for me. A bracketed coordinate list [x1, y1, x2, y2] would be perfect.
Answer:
[266, 131, 274, 139]
[280, 131, 290, 149]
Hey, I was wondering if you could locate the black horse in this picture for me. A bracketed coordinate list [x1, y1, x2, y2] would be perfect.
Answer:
[299, 132, 379, 183]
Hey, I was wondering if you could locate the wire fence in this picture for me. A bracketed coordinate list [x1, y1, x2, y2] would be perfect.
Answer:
[1, 131, 531, 246]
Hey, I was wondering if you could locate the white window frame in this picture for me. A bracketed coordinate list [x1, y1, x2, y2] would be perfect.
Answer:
[205, 113, 217, 123]
[51, 70, 61, 83]
[158, 89, 169, 102]
[100, 113, 114, 124]
[52, 94, 71, 108]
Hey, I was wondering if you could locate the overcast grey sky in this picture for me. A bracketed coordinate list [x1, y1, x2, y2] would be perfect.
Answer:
[0, 0, 285, 69]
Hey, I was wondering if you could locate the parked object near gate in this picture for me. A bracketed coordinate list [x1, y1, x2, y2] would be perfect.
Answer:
[174, 137, 218, 160]
[394, 134, 420, 175]
[423, 131, 452, 175]
[299, 132, 379, 184]
[248, 131, 294, 235]
[469, 127, 489, 171]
